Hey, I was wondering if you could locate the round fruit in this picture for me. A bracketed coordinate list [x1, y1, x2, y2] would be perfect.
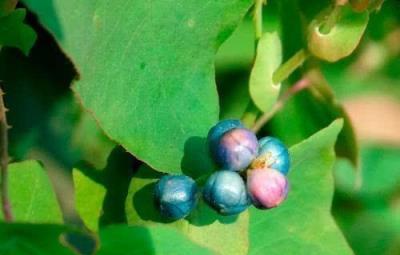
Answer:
[214, 128, 258, 171]
[247, 168, 289, 209]
[203, 170, 250, 215]
[154, 175, 197, 220]
[207, 119, 244, 157]
[251, 136, 290, 175]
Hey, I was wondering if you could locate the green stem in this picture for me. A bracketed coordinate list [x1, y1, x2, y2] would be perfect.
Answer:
[0, 87, 12, 221]
[253, 0, 265, 42]
[272, 49, 309, 85]
[241, 101, 260, 128]
[320, 5, 342, 34]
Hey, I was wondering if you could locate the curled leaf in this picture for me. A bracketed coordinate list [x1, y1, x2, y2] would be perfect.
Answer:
[307, 5, 369, 62]
[249, 32, 282, 112]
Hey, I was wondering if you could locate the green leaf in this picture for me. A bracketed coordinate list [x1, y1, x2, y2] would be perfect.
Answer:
[249, 32, 282, 112]
[98, 225, 213, 255]
[73, 169, 105, 231]
[73, 147, 135, 230]
[0, 9, 36, 55]
[125, 165, 249, 255]
[249, 119, 353, 254]
[307, 5, 369, 62]
[0, 223, 76, 255]
[0, 160, 62, 223]
[23, 0, 252, 173]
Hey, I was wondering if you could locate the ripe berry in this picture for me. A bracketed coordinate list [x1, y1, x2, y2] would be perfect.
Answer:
[251, 136, 290, 175]
[154, 175, 197, 220]
[203, 170, 250, 215]
[214, 128, 259, 171]
[247, 168, 289, 209]
[207, 119, 244, 157]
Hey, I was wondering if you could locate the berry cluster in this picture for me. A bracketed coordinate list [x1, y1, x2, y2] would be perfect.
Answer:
[154, 119, 291, 220]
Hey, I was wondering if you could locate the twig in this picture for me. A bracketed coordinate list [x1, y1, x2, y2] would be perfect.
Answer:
[251, 78, 312, 133]
[0, 87, 12, 221]
[272, 49, 309, 85]
[253, 0, 266, 42]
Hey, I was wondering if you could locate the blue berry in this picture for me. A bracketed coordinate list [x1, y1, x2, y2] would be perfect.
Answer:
[207, 119, 244, 157]
[154, 175, 197, 220]
[247, 168, 289, 209]
[251, 136, 290, 175]
[215, 128, 258, 171]
[203, 170, 250, 215]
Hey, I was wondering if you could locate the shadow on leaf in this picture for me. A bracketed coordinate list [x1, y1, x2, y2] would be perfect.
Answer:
[181, 136, 216, 179]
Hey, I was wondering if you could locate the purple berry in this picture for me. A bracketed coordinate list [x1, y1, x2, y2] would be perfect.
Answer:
[215, 128, 259, 171]
[247, 168, 289, 209]
[207, 119, 244, 158]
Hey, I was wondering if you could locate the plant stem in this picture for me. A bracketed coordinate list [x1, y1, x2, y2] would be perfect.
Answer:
[241, 101, 260, 128]
[0, 87, 12, 221]
[320, 5, 342, 34]
[253, 0, 266, 42]
[272, 49, 309, 85]
[251, 78, 311, 133]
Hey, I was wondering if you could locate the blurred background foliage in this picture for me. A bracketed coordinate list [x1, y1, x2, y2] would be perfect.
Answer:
[0, 0, 399, 254]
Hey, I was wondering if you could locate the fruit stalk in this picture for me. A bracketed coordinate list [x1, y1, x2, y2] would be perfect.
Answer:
[0, 87, 12, 221]
[252, 78, 311, 133]
[272, 49, 309, 85]
[253, 0, 266, 42]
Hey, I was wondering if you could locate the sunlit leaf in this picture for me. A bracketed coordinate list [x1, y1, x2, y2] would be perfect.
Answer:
[23, 0, 252, 173]
[0, 160, 62, 223]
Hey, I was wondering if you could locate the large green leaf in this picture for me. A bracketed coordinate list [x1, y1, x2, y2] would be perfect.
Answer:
[23, 0, 252, 173]
[249, 120, 353, 254]
[0, 160, 62, 223]
[249, 32, 282, 113]
[98, 225, 213, 255]
[0, 9, 36, 55]
[125, 165, 250, 255]
[0, 223, 75, 255]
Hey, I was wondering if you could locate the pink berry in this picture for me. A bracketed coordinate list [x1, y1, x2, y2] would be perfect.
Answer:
[247, 168, 289, 209]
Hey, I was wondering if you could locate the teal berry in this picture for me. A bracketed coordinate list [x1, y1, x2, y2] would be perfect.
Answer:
[207, 119, 244, 157]
[251, 136, 290, 175]
[203, 170, 250, 215]
[247, 168, 289, 209]
[215, 128, 259, 171]
[154, 175, 197, 220]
